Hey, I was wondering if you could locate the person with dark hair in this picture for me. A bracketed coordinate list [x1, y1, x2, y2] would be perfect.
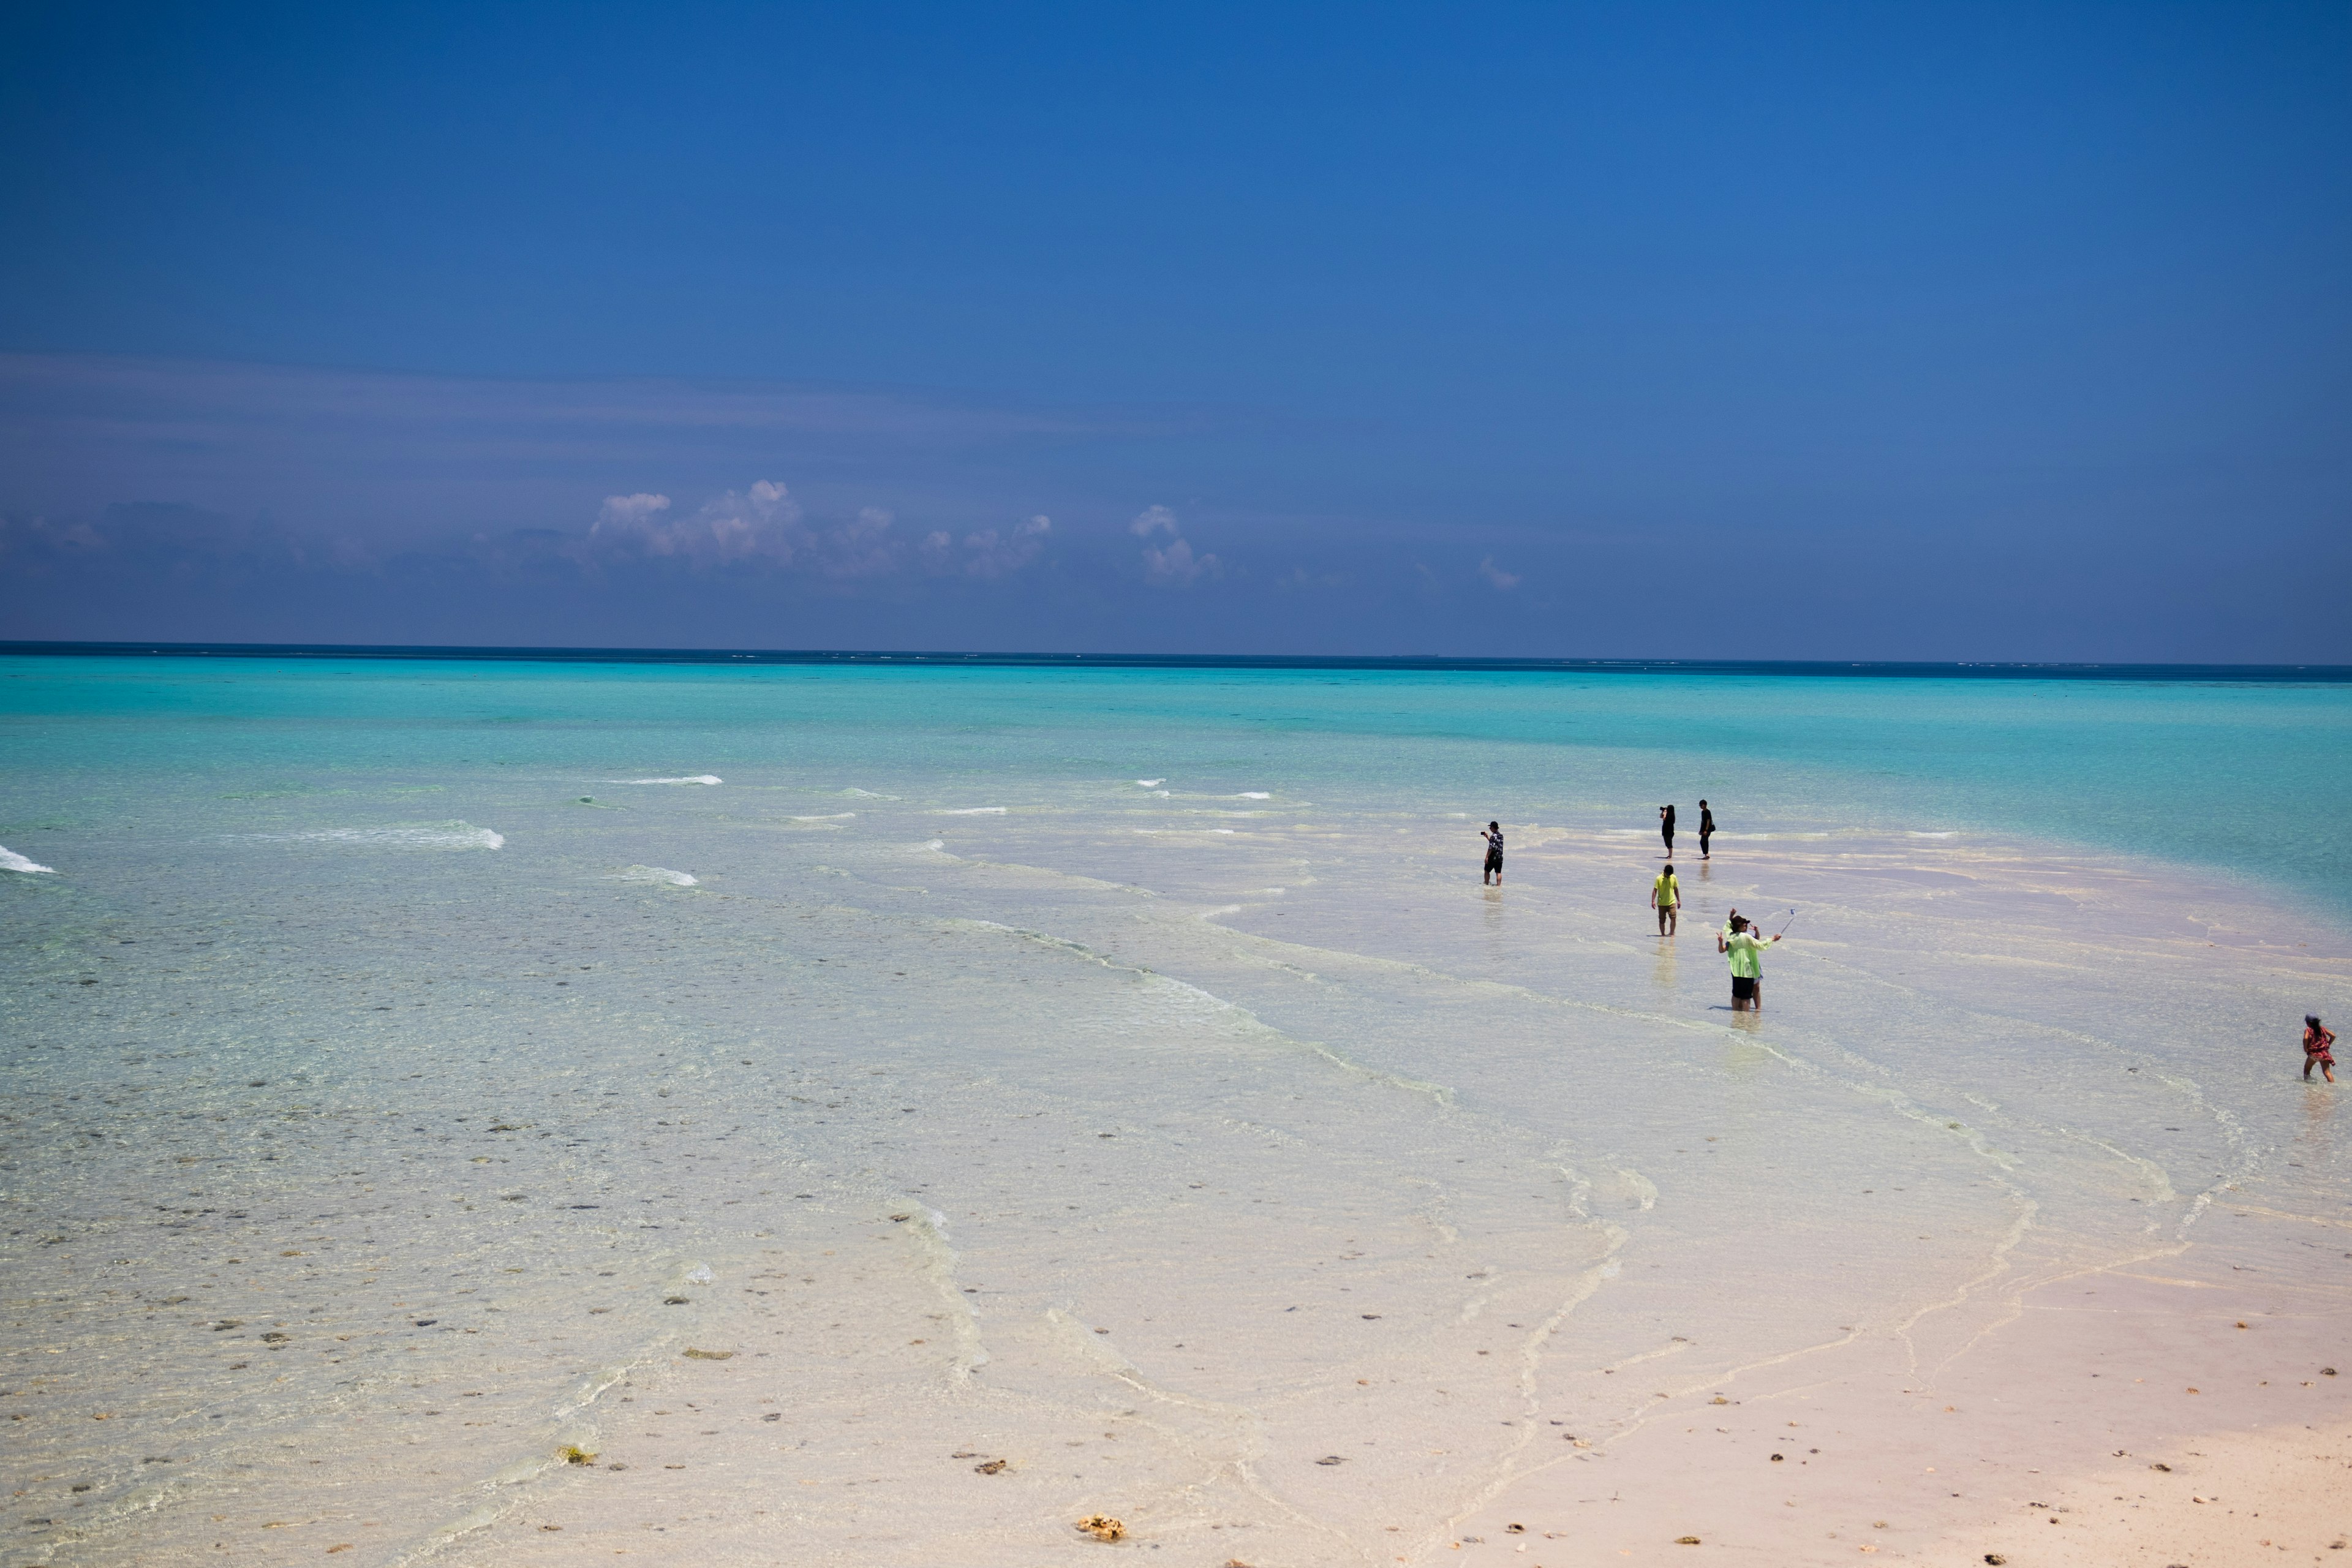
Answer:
[1718, 913, 1779, 1011]
[1651, 862, 1680, 935]
[1481, 821, 1505, 886]
[1659, 804, 1676, 856]
[2306, 1016, 2337, 1083]
[1698, 799, 1715, 860]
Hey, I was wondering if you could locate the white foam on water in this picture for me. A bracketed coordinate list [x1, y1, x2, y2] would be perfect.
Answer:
[843, 787, 898, 798]
[616, 774, 722, 785]
[791, 813, 858, 821]
[256, 823, 505, 850]
[1909, 831, 1958, 839]
[1134, 778, 1166, 786]
[0, 846, 56, 874]
[1233, 791, 1272, 799]
[612, 865, 697, 886]
[937, 807, 1008, 815]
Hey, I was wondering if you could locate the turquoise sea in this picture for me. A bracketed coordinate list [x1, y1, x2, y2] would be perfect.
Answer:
[3, 654, 2348, 1566]
[7, 656, 2351, 913]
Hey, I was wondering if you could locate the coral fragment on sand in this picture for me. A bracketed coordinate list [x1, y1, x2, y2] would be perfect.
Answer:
[1076, 1515, 1126, 1542]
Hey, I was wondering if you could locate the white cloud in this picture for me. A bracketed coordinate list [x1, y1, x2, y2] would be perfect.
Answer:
[1479, 556, 1522, 590]
[580, 481, 929, 579]
[922, 514, 1052, 579]
[1143, 536, 1221, 586]
[1129, 503, 1220, 586]
[820, 506, 898, 579]
[960, 514, 1051, 579]
[587, 480, 802, 566]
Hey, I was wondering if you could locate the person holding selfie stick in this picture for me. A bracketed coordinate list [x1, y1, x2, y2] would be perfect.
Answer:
[1718, 913, 1781, 1011]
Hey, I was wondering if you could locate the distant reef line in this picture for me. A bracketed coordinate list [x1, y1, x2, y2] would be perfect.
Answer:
[4, 641, 2348, 682]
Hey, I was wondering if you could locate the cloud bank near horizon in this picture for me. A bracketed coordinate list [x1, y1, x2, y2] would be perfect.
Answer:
[0, 350, 2342, 662]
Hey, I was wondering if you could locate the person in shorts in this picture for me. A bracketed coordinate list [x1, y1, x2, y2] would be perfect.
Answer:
[1482, 821, 1505, 886]
[2306, 1015, 2337, 1083]
[1718, 913, 1779, 1010]
[1651, 863, 1680, 934]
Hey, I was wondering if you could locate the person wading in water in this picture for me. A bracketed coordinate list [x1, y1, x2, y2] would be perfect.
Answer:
[1481, 821, 1505, 886]
[1659, 803, 1676, 857]
[1718, 913, 1780, 1011]
[1698, 799, 1715, 860]
[1651, 862, 1681, 935]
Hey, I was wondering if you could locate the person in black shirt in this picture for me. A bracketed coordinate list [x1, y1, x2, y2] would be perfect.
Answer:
[1481, 821, 1505, 885]
[1698, 799, 1715, 860]
[1659, 804, 1675, 856]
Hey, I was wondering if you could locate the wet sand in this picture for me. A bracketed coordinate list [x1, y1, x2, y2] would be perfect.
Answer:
[1439, 1206, 2352, 1566]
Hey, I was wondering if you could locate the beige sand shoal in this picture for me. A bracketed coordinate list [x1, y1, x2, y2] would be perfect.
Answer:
[1435, 1207, 2352, 1567]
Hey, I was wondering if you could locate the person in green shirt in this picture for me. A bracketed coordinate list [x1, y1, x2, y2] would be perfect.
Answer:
[1717, 913, 1781, 1011]
[1651, 864, 1681, 935]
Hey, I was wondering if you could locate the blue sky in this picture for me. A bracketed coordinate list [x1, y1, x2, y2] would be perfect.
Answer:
[2, 2, 2346, 658]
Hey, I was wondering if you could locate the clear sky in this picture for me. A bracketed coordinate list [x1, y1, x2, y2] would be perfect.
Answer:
[2, 2, 2346, 658]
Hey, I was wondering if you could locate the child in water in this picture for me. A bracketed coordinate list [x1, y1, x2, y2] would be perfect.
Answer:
[2306, 1015, 2337, 1083]
[1481, 821, 1504, 886]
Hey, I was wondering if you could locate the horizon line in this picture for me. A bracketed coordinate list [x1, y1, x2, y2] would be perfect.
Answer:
[5, 641, 2350, 682]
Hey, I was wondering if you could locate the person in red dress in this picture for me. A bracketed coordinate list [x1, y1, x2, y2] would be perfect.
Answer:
[2305, 1015, 2337, 1084]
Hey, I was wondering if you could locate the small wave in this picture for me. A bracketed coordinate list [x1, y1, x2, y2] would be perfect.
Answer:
[1134, 778, 1166, 787]
[791, 813, 857, 821]
[1233, 791, 1271, 799]
[1908, 831, 1958, 839]
[616, 775, 722, 786]
[937, 807, 1007, 815]
[1, 845, 57, 875]
[843, 787, 899, 799]
[613, 865, 696, 886]
[260, 823, 504, 850]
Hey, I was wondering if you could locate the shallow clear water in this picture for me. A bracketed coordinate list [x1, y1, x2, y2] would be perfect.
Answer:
[2, 657, 2347, 1566]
